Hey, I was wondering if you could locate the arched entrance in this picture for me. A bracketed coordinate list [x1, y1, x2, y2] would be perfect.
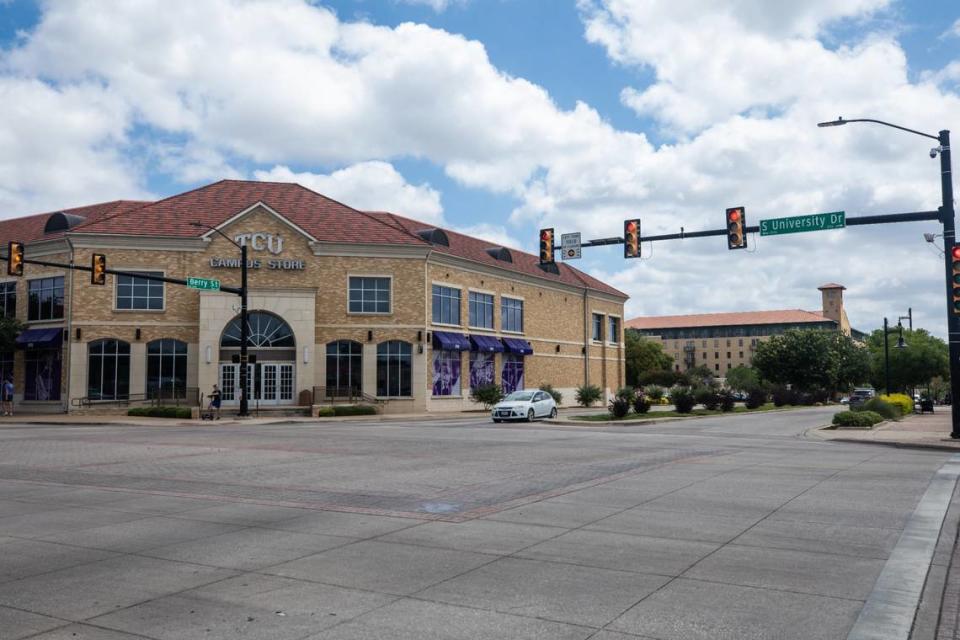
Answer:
[218, 311, 296, 405]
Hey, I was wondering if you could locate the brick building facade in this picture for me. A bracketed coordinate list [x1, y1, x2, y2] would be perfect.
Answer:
[0, 180, 626, 414]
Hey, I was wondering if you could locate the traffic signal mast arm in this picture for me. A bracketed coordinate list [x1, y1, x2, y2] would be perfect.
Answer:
[550, 209, 941, 254]
[0, 254, 243, 295]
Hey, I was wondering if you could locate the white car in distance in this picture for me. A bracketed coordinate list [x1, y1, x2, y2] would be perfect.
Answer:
[492, 390, 558, 422]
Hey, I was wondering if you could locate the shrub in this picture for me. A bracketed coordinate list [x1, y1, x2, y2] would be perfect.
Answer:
[879, 393, 913, 417]
[127, 406, 191, 419]
[539, 384, 563, 405]
[671, 387, 696, 414]
[771, 386, 796, 407]
[616, 387, 636, 403]
[633, 393, 651, 414]
[796, 392, 815, 406]
[575, 384, 603, 407]
[608, 398, 631, 419]
[333, 404, 377, 416]
[832, 410, 884, 427]
[471, 384, 504, 409]
[862, 397, 899, 420]
[315, 406, 335, 417]
[638, 369, 679, 387]
[695, 387, 720, 411]
[718, 391, 736, 412]
[745, 388, 767, 409]
[643, 385, 664, 401]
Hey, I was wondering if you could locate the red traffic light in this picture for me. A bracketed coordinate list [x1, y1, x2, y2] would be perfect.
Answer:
[952, 246, 960, 260]
[626, 221, 637, 233]
[539, 228, 555, 264]
[728, 209, 741, 222]
[725, 207, 747, 250]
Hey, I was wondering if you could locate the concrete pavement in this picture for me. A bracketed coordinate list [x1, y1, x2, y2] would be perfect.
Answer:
[0, 407, 956, 639]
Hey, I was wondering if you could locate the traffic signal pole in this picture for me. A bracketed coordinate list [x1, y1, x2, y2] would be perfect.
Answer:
[937, 130, 960, 437]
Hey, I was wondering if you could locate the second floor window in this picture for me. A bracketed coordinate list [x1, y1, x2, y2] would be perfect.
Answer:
[468, 291, 494, 329]
[116, 272, 164, 310]
[501, 297, 523, 333]
[28, 276, 64, 321]
[349, 277, 391, 314]
[0, 282, 15, 318]
[608, 317, 620, 344]
[432, 285, 461, 325]
[592, 313, 603, 341]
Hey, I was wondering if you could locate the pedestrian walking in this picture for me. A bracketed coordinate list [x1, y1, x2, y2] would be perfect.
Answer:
[2, 377, 13, 416]
[208, 384, 222, 420]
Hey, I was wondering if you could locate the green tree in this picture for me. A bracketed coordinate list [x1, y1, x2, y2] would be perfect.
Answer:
[624, 331, 673, 386]
[725, 365, 759, 392]
[0, 316, 24, 352]
[753, 329, 869, 393]
[864, 328, 949, 393]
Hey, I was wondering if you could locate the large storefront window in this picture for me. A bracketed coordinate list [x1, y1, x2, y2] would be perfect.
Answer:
[0, 281, 15, 318]
[377, 341, 411, 397]
[146, 339, 187, 400]
[88, 339, 130, 401]
[25, 348, 61, 401]
[28, 276, 64, 321]
[501, 353, 525, 395]
[116, 272, 164, 310]
[432, 350, 461, 396]
[326, 340, 362, 394]
[469, 352, 495, 390]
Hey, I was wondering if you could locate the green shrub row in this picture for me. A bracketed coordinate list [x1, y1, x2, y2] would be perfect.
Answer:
[878, 393, 913, 416]
[128, 406, 192, 419]
[333, 405, 377, 416]
[832, 410, 885, 427]
[861, 397, 899, 420]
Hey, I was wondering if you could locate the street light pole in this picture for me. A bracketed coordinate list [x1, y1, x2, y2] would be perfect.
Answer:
[818, 118, 956, 436]
[191, 222, 249, 417]
[884, 317, 891, 395]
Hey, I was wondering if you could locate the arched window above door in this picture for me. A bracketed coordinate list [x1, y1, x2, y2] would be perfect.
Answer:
[221, 312, 295, 348]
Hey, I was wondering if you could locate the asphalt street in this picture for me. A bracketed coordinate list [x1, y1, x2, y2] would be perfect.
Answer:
[0, 407, 957, 639]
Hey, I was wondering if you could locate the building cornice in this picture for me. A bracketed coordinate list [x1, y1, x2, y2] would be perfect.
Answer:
[310, 242, 430, 259]
[428, 251, 627, 302]
[66, 233, 208, 252]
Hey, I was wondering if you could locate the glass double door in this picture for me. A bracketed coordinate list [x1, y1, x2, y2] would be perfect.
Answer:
[218, 363, 295, 405]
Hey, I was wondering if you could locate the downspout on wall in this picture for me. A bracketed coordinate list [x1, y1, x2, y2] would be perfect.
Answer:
[583, 287, 589, 386]
[63, 237, 75, 414]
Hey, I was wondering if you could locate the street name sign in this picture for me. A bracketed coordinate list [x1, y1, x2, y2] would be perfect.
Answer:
[561, 232, 582, 260]
[187, 276, 221, 291]
[760, 211, 845, 236]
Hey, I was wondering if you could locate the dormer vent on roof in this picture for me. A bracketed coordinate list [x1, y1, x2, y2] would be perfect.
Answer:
[415, 228, 449, 246]
[484, 247, 513, 263]
[538, 262, 560, 276]
[43, 212, 86, 234]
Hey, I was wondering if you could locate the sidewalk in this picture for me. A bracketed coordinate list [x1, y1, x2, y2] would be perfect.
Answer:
[812, 411, 960, 451]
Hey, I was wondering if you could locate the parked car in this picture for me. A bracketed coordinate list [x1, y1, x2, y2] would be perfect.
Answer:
[492, 390, 557, 422]
[840, 396, 850, 405]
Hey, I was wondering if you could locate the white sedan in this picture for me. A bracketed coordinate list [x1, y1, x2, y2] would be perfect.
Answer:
[492, 390, 558, 422]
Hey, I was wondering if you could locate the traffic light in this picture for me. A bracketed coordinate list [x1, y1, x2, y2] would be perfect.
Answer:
[726, 207, 747, 250]
[91, 253, 106, 285]
[539, 228, 554, 264]
[952, 245, 960, 314]
[6, 242, 23, 277]
[624, 219, 640, 259]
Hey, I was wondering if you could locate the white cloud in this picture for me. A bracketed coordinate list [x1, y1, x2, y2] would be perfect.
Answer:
[397, 0, 466, 11]
[255, 162, 444, 224]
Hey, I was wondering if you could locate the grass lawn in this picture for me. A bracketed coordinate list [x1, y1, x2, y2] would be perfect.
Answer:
[572, 403, 812, 422]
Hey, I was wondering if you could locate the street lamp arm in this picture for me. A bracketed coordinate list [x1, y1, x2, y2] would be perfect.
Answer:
[190, 221, 242, 249]
[817, 117, 939, 141]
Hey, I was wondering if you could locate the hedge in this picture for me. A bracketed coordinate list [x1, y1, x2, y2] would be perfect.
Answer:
[315, 407, 335, 417]
[832, 410, 885, 427]
[862, 398, 899, 420]
[332, 404, 377, 416]
[128, 406, 192, 419]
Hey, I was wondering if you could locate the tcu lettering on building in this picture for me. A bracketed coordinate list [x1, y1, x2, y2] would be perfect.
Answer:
[0, 180, 626, 415]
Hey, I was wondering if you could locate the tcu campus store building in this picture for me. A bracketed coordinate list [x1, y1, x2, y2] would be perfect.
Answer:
[0, 180, 627, 414]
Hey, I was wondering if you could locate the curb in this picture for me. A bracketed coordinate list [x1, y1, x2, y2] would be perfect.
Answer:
[807, 424, 960, 452]
[553, 405, 837, 428]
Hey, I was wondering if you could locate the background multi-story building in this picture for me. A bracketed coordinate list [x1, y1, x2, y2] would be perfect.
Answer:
[626, 284, 864, 377]
[0, 180, 626, 414]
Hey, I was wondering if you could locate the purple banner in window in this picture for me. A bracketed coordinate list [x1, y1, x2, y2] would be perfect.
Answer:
[501, 354, 524, 395]
[432, 350, 461, 396]
[469, 352, 494, 389]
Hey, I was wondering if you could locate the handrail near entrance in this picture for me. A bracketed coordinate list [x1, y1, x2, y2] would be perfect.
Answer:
[312, 386, 384, 406]
[71, 387, 200, 408]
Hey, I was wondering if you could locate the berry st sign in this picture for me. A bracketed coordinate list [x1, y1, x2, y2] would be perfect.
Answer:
[760, 211, 846, 236]
[187, 277, 221, 291]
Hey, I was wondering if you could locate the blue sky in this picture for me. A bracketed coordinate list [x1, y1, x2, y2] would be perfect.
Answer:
[1, 0, 958, 334]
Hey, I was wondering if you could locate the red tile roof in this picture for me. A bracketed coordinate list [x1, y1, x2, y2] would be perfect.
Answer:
[818, 283, 846, 290]
[370, 211, 626, 298]
[626, 309, 833, 330]
[0, 200, 148, 244]
[2, 180, 625, 298]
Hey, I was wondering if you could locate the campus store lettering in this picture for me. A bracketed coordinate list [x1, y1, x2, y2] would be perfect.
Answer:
[208, 257, 305, 270]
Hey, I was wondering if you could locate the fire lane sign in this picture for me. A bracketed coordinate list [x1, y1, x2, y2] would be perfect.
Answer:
[759, 211, 845, 236]
[187, 277, 220, 290]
